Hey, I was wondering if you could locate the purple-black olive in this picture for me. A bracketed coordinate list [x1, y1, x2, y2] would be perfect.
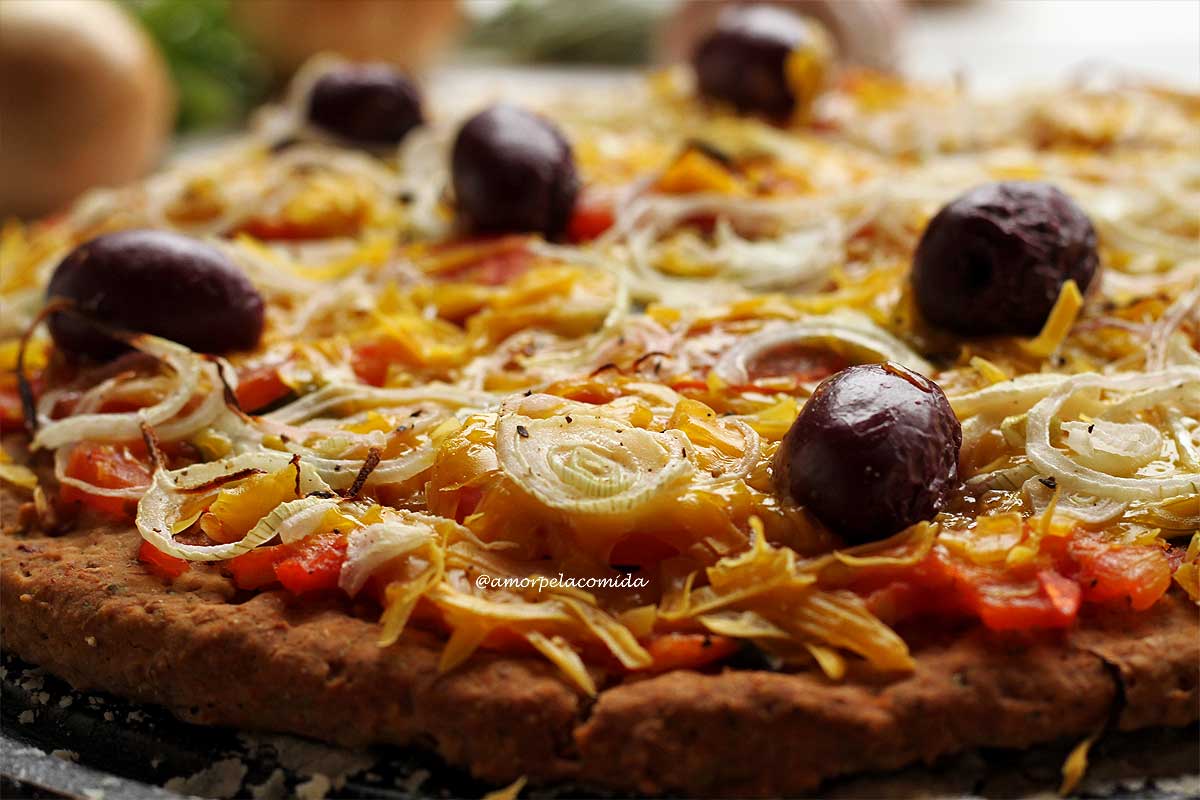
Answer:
[912, 181, 1099, 337]
[451, 104, 580, 239]
[774, 363, 961, 544]
[307, 63, 423, 146]
[46, 229, 264, 360]
[692, 4, 833, 119]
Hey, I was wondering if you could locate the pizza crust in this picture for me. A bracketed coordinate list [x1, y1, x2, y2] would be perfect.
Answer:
[1, 488, 1196, 796]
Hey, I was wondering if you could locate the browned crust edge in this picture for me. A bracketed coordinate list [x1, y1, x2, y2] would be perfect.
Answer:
[2, 498, 1197, 797]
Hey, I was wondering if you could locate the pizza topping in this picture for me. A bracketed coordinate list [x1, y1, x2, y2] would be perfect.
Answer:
[306, 63, 424, 147]
[711, 314, 933, 388]
[31, 335, 227, 451]
[451, 105, 580, 239]
[862, 522, 1176, 631]
[1060, 419, 1163, 475]
[46, 230, 265, 359]
[1020, 478, 1128, 529]
[911, 182, 1099, 337]
[1024, 367, 1200, 502]
[692, 5, 833, 120]
[135, 452, 333, 561]
[775, 363, 962, 544]
[138, 539, 190, 580]
[495, 403, 694, 517]
[58, 441, 152, 519]
[338, 515, 441, 597]
[662, 518, 917, 673]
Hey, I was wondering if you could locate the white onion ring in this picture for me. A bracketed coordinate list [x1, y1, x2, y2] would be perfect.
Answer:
[1020, 477, 1128, 528]
[1025, 368, 1200, 501]
[53, 445, 147, 501]
[136, 452, 331, 561]
[264, 382, 493, 425]
[949, 373, 1071, 420]
[713, 315, 932, 386]
[33, 337, 212, 450]
[497, 412, 694, 516]
[694, 419, 762, 486]
[338, 516, 439, 596]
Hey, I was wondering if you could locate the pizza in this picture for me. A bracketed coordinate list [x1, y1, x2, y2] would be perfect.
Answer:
[2, 6, 1198, 797]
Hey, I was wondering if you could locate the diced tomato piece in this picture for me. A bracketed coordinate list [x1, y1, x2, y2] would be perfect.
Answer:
[433, 236, 533, 286]
[0, 381, 26, 431]
[568, 199, 615, 243]
[644, 633, 740, 672]
[59, 442, 152, 519]
[274, 533, 348, 595]
[457, 248, 532, 286]
[138, 540, 189, 580]
[226, 544, 290, 590]
[669, 379, 710, 393]
[237, 215, 360, 241]
[858, 524, 1173, 632]
[234, 363, 291, 412]
[1068, 533, 1172, 611]
[929, 550, 1080, 631]
[226, 532, 347, 594]
[351, 339, 402, 387]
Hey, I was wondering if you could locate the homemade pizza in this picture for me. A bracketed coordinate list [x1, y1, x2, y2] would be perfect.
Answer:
[2, 6, 1198, 797]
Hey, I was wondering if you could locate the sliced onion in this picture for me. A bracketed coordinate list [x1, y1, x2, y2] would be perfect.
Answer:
[949, 373, 1070, 420]
[33, 337, 211, 450]
[496, 412, 694, 516]
[713, 314, 932, 385]
[287, 446, 436, 491]
[272, 496, 343, 544]
[965, 460, 1040, 494]
[339, 516, 439, 596]
[1020, 477, 1128, 528]
[1061, 419, 1163, 475]
[136, 452, 332, 561]
[154, 381, 235, 442]
[1026, 368, 1200, 501]
[1129, 493, 1200, 533]
[696, 419, 762, 486]
[264, 382, 494, 425]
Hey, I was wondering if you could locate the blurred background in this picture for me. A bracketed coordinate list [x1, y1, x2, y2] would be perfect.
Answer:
[1, 0, 1197, 219]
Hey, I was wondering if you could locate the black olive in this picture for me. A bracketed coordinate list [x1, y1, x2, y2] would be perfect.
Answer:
[307, 64, 423, 146]
[774, 363, 961, 544]
[912, 181, 1099, 337]
[46, 230, 264, 360]
[692, 4, 833, 119]
[451, 104, 580, 238]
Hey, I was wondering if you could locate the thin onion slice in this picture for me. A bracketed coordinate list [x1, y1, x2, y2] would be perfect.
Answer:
[286, 446, 436, 491]
[339, 516, 440, 596]
[1020, 478, 1128, 528]
[949, 373, 1071, 420]
[33, 337, 214, 450]
[136, 453, 331, 561]
[496, 412, 694, 516]
[264, 382, 494, 425]
[1061, 419, 1163, 475]
[713, 314, 932, 386]
[54, 445, 147, 501]
[1025, 368, 1200, 501]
